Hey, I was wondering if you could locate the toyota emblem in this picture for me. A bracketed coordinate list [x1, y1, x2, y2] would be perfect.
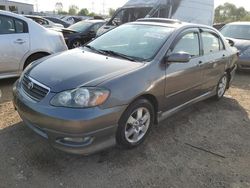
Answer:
[27, 82, 34, 90]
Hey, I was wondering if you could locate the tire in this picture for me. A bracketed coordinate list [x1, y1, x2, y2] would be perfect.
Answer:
[116, 98, 154, 149]
[24, 53, 49, 70]
[214, 73, 228, 100]
[70, 39, 82, 49]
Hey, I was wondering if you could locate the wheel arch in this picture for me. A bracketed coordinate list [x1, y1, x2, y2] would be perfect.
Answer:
[23, 51, 51, 70]
[225, 68, 232, 89]
[124, 94, 159, 125]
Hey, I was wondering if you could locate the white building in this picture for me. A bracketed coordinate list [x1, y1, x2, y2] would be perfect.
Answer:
[0, 0, 34, 14]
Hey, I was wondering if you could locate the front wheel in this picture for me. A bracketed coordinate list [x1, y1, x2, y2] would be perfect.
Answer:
[214, 74, 228, 100]
[116, 98, 154, 149]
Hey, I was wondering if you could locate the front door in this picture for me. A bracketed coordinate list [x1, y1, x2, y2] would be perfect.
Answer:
[0, 15, 29, 75]
[164, 30, 204, 110]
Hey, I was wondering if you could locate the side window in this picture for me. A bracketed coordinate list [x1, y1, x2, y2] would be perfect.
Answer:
[201, 32, 220, 55]
[0, 15, 15, 34]
[172, 32, 200, 57]
[15, 19, 25, 33]
[0, 5, 6, 10]
[37, 18, 49, 26]
[0, 15, 27, 34]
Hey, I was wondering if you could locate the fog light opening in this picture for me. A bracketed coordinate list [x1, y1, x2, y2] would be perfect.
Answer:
[57, 136, 93, 146]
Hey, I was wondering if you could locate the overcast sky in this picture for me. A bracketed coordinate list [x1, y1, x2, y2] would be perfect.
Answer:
[13, 0, 250, 13]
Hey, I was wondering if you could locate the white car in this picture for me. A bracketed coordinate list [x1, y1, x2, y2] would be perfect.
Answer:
[0, 11, 68, 79]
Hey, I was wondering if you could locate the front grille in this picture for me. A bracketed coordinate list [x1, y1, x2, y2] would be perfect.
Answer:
[21, 75, 49, 101]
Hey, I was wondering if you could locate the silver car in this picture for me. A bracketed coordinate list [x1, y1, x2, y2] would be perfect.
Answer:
[0, 11, 68, 79]
[220, 22, 250, 71]
[13, 18, 237, 155]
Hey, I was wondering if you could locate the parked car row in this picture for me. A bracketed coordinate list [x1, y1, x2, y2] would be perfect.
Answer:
[0, 10, 68, 79]
[22, 14, 106, 49]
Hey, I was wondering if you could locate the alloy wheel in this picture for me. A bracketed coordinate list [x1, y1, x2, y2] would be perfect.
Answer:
[124, 107, 151, 144]
[217, 75, 228, 98]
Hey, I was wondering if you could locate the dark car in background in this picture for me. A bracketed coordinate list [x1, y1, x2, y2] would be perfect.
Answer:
[63, 19, 105, 49]
[44, 16, 70, 28]
[13, 18, 237, 155]
[220, 22, 250, 71]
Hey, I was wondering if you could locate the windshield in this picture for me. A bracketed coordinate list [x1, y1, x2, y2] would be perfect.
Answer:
[68, 21, 92, 32]
[86, 24, 174, 61]
[221, 25, 250, 40]
[108, 7, 152, 26]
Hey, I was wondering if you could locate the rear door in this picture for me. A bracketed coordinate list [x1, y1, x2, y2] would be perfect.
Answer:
[0, 15, 29, 75]
[199, 29, 228, 93]
[164, 29, 204, 110]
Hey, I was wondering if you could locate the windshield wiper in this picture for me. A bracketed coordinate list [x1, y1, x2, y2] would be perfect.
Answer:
[99, 50, 138, 62]
[85, 45, 106, 55]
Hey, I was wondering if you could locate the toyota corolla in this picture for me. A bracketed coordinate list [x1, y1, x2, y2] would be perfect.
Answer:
[13, 18, 237, 155]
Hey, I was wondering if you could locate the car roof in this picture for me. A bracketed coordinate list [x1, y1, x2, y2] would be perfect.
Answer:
[133, 18, 214, 30]
[25, 15, 44, 19]
[0, 10, 41, 24]
[226, 22, 250, 26]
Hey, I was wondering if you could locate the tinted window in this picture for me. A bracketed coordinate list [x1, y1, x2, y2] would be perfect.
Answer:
[88, 24, 174, 61]
[0, 5, 6, 10]
[0, 16, 27, 34]
[201, 32, 220, 55]
[68, 21, 92, 32]
[220, 24, 250, 40]
[0, 16, 15, 34]
[172, 32, 200, 57]
[15, 19, 25, 33]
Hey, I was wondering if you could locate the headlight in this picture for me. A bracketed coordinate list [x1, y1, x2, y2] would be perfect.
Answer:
[50, 87, 110, 108]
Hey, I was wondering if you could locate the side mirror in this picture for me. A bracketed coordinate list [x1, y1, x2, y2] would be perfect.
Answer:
[166, 52, 191, 63]
[226, 38, 235, 47]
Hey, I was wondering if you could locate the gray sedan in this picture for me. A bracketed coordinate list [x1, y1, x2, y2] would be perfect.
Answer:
[13, 18, 237, 155]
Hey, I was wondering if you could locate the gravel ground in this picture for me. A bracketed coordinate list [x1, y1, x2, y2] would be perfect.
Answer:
[0, 73, 249, 188]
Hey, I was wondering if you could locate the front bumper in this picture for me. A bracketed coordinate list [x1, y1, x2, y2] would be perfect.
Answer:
[13, 81, 127, 155]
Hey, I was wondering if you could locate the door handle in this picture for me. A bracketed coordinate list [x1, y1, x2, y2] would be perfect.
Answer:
[14, 39, 26, 44]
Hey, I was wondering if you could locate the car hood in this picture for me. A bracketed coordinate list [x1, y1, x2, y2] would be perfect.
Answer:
[27, 48, 143, 92]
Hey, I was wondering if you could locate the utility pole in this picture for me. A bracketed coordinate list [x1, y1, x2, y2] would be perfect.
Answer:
[91, 0, 94, 13]
[102, 0, 105, 15]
